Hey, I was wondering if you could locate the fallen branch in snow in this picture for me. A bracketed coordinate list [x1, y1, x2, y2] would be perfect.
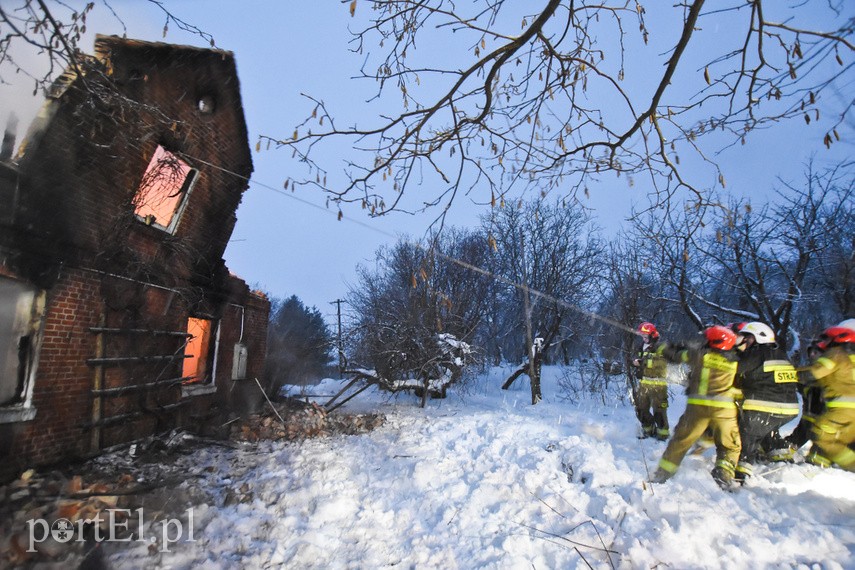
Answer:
[752, 463, 799, 479]
[445, 507, 461, 526]
[639, 444, 655, 495]
[323, 375, 365, 410]
[530, 490, 617, 567]
[326, 369, 451, 411]
[587, 519, 616, 570]
[326, 374, 374, 412]
[180, 432, 243, 450]
[531, 492, 566, 519]
[501, 365, 528, 390]
[607, 510, 628, 560]
[516, 521, 620, 556]
[574, 547, 595, 570]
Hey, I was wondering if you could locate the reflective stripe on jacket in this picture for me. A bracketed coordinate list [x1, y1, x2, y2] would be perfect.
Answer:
[659, 344, 739, 407]
[637, 343, 668, 385]
[826, 396, 855, 409]
[741, 399, 801, 415]
[736, 345, 799, 406]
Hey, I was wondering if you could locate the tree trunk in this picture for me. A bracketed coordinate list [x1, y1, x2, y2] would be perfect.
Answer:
[501, 366, 527, 390]
[530, 348, 543, 405]
[420, 377, 428, 408]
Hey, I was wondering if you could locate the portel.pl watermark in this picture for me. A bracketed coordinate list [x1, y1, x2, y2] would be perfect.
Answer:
[26, 507, 195, 553]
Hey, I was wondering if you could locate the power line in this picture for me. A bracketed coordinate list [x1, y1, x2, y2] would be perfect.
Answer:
[183, 152, 638, 336]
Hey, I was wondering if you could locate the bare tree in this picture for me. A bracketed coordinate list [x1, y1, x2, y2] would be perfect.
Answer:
[636, 161, 853, 351]
[812, 201, 855, 318]
[261, 1, 853, 219]
[634, 203, 710, 331]
[487, 199, 601, 403]
[597, 236, 655, 383]
[347, 230, 490, 406]
[787, 163, 854, 336]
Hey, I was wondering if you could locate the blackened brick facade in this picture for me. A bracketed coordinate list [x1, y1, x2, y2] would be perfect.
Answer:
[0, 36, 269, 481]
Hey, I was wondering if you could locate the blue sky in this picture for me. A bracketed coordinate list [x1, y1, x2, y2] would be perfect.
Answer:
[1, 1, 851, 323]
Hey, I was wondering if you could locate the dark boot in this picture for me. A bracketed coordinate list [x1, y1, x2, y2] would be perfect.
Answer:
[711, 459, 736, 490]
[734, 462, 753, 485]
[638, 424, 655, 439]
[651, 468, 672, 483]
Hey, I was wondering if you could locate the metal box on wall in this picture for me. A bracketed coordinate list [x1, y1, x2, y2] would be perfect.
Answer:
[232, 343, 247, 380]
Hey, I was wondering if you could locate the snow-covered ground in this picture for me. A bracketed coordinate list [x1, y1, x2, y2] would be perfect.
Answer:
[112, 365, 855, 569]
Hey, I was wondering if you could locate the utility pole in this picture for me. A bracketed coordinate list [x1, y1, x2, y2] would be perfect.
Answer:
[330, 299, 345, 377]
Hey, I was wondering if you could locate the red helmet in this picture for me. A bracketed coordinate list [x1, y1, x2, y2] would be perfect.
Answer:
[638, 322, 659, 339]
[821, 326, 855, 347]
[814, 332, 831, 352]
[704, 325, 738, 351]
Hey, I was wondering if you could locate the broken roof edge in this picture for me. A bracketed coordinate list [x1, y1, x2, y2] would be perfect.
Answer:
[93, 34, 237, 61]
[96, 34, 255, 184]
[226, 269, 270, 303]
[12, 50, 105, 163]
[16, 34, 254, 177]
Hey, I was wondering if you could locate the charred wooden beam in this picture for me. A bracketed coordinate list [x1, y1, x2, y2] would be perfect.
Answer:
[88, 327, 192, 337]
[90, 376, 191, 396]
[84, 401, 188, 429]
[86, 355, 190, 366]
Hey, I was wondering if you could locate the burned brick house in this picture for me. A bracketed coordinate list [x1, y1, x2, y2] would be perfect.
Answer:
[0, 36, 270, 480]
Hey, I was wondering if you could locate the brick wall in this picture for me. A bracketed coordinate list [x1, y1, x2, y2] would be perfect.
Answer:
[14, 36, 252, 290]
[3, 268, 100, 474]
[0, 37, 269, 482]
[0, 267, 270, 481]
[244, 292, 271, 382]
[206, 277, 271, 417]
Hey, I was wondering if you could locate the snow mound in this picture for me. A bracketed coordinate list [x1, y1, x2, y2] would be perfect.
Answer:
[110, 365, 855, 569]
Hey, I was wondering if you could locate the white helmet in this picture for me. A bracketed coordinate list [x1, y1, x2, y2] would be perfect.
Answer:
[838, 318, 855, 332]
[740, 322, 776, 344]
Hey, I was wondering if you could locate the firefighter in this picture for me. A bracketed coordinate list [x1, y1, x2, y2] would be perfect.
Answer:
[803, 325, 855, 471]
[651, 325, 742, 489]
[727, 322, 747, 402]
[732, 322, 799, 482]
[785, 337, 826, 451]
[631, 322, 670, 440]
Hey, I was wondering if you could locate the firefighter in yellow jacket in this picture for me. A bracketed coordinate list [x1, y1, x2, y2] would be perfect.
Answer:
[804, 324, 855, 471]
[631, 322, 670, 440]
[652, 325, 742, 489]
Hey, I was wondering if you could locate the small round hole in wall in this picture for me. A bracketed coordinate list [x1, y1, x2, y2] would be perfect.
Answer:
[197, 95, 216, 114]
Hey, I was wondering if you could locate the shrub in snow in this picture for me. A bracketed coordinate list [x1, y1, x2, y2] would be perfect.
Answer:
[558, 360, 630, 404]
[377, 333, 474, 401]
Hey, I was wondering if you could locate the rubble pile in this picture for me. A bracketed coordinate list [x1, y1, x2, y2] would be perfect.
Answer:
[0, 401, 385, 566]
[230, 397, 385, 442]
[0, 469, 144, 566]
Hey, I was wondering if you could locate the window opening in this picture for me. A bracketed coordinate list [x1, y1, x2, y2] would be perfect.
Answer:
[182, 317, 213, 385]
[133, 145, 197, 233]
[197, 95, 216, 114]
[0, 277, 37, 406]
